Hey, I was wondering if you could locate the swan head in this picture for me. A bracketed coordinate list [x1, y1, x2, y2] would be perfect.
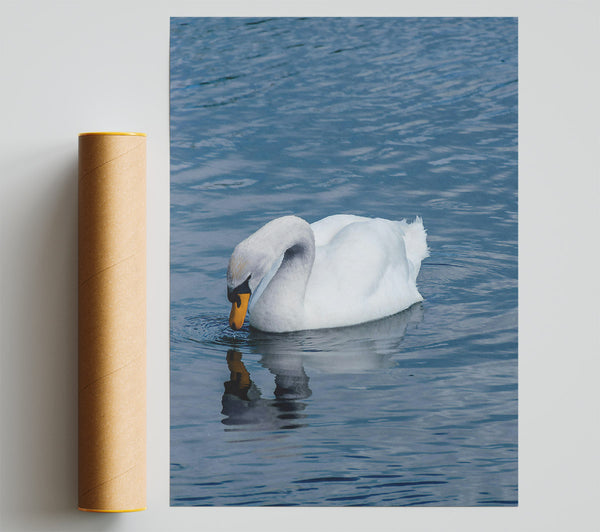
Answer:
[226, 236, 276, 330]
[226, 216, 314, 330]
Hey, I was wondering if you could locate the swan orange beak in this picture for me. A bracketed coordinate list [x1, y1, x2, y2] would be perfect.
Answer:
[229, 293, 250, 330]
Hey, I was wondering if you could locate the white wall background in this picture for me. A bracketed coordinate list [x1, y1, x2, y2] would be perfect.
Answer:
[1, 1, 598, 531]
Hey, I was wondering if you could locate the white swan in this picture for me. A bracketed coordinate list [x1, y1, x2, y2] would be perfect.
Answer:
[227, 215, 428, 333]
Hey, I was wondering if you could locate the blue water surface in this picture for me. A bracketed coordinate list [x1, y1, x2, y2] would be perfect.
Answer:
[170, 17, 518, 506]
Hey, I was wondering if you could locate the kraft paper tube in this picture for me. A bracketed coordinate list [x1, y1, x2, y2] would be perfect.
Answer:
[78, 132, 146, 512]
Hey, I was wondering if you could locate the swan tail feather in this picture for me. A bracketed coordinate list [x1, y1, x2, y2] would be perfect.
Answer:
[404, 217, 429, 276]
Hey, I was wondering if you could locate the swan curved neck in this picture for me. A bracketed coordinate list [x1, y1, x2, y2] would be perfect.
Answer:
[263, 217, 315, 294]
[250, 216, 315, 329]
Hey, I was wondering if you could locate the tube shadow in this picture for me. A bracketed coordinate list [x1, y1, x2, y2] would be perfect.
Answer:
[0, 146, 122, 527]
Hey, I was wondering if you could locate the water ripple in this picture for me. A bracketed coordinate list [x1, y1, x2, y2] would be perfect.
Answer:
[170, 16, 517, 507]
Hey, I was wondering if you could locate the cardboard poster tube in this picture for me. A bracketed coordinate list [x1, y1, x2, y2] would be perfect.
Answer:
[78, 132, 146, 512]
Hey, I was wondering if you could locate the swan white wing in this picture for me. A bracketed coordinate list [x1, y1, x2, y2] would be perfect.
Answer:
[304, 218, 425, 329]
[312, 216, 428, 286]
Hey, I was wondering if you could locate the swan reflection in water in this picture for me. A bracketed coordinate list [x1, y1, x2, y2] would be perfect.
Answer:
[221, 303, 423, 430]
[222, 349, 311, 430]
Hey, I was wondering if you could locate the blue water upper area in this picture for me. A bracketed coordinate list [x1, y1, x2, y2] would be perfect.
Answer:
[170, 17, 518, 506]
